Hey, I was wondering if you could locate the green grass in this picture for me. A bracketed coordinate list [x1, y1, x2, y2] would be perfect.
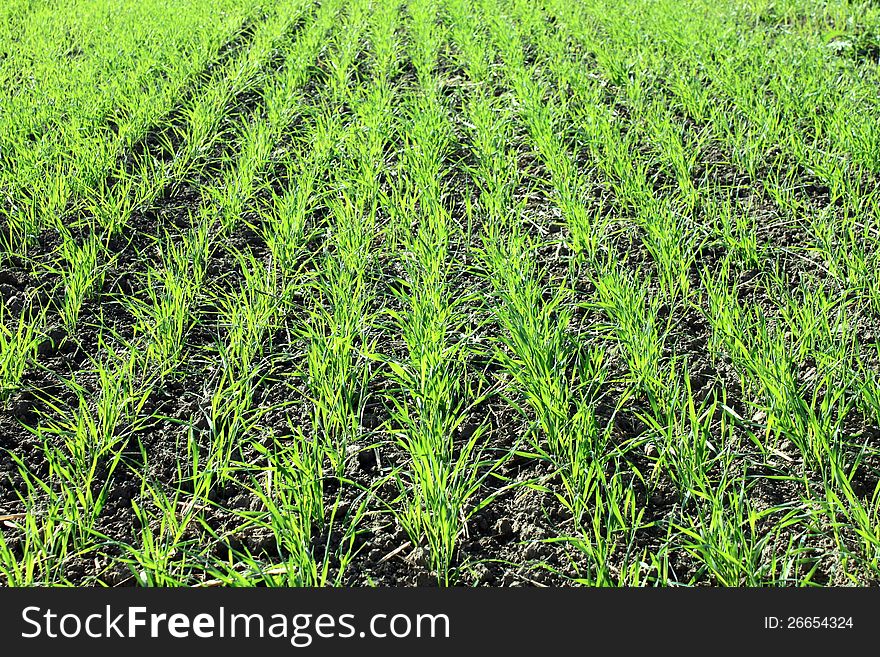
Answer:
[1, 0, 879, 587]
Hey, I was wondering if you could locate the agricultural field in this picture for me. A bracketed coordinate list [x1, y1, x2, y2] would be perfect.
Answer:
[0, 0, 879, 587]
